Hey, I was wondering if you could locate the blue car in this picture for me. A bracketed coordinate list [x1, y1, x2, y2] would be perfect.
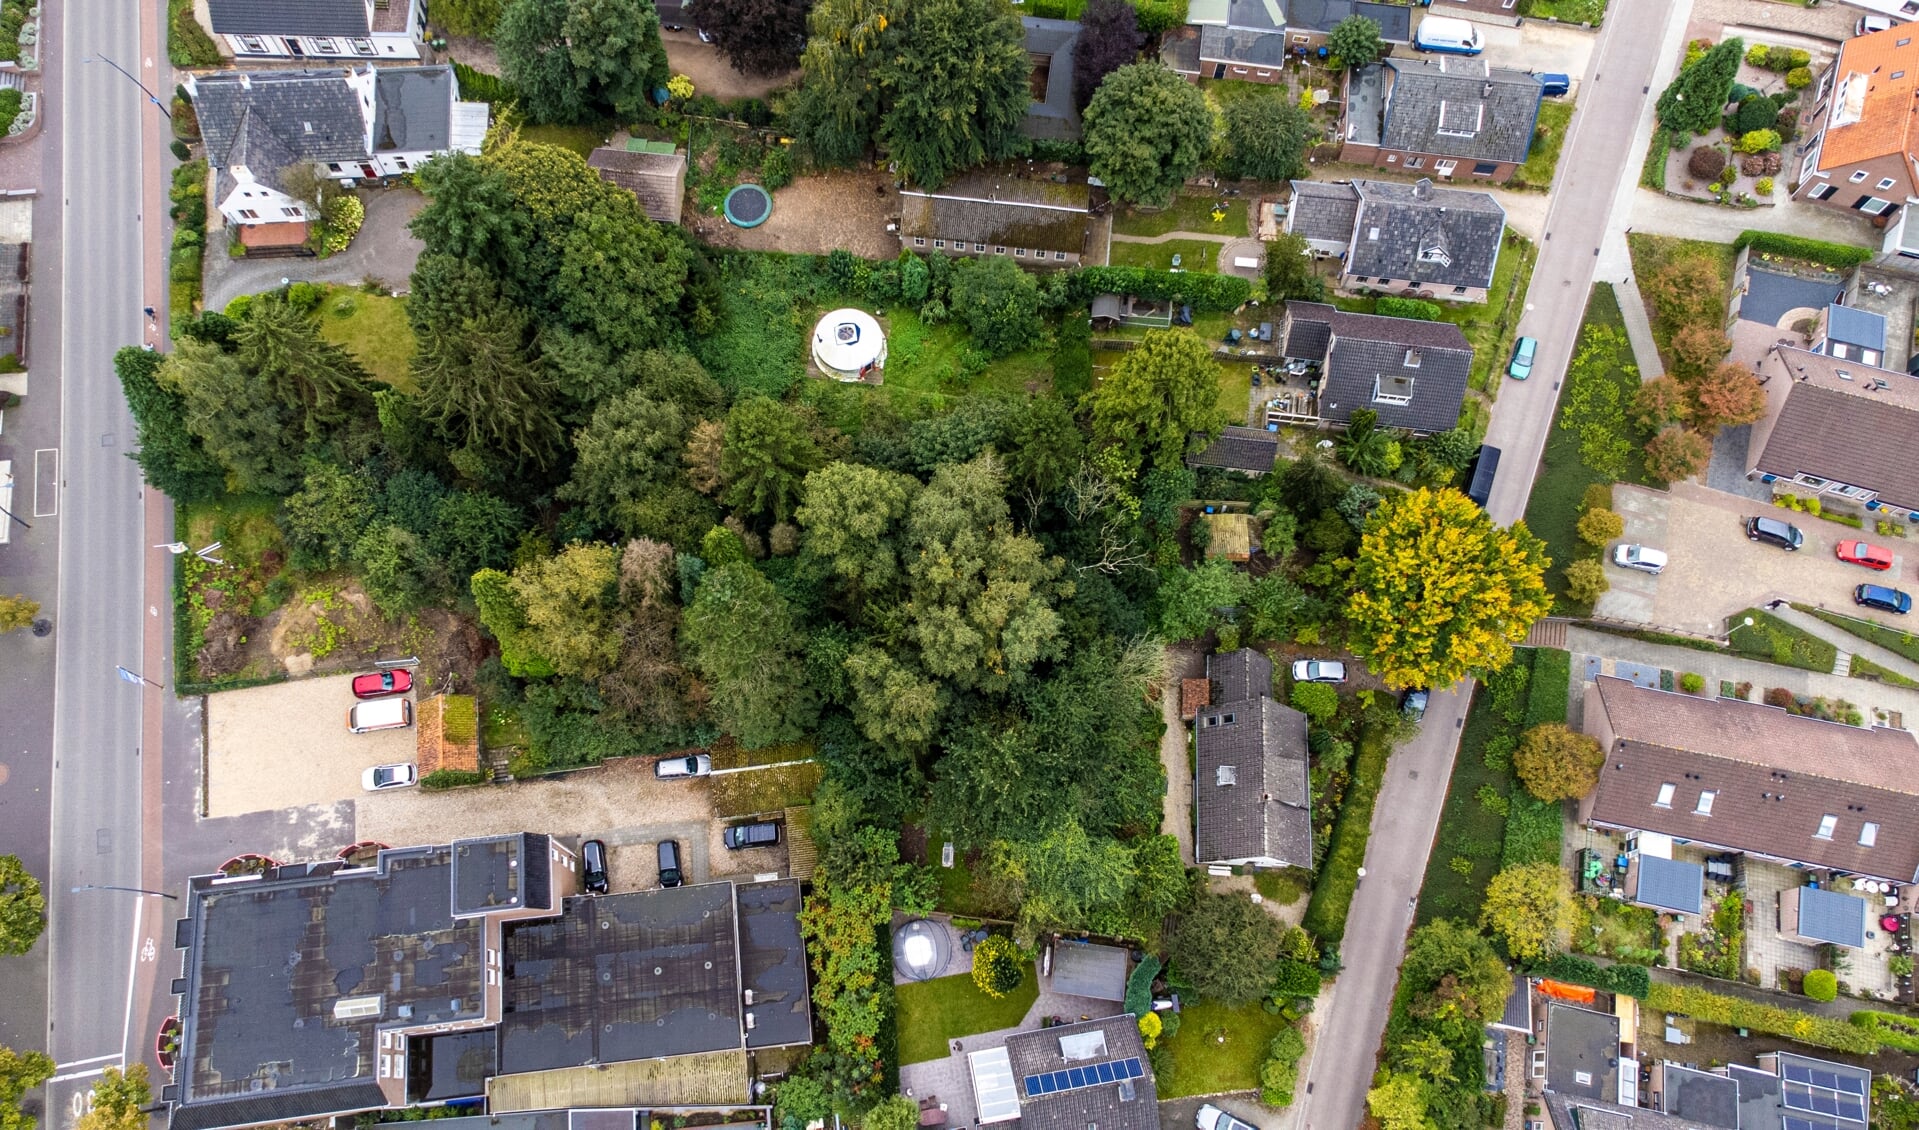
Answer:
[1855, 584, 1912, 614]
[1508, 336, 1537, 380]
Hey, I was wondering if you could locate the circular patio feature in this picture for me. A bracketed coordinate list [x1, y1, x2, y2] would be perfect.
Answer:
[893, 918, 951, 981]
[811, 308, 887, 380]
[723, 183, 773, 228]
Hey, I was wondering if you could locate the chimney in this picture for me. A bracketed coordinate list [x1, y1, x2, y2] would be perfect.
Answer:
[1483, 81, 1492, 97]
[1412, 178, 1433, 201]
[238, 72, 251, 90]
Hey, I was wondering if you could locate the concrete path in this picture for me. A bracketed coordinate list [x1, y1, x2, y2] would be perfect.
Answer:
[1159, 646, 1203, 866]
[1768, 605, 1919, 684]
[1627, 189, 1876, 248]
[1614, 271, 1665, 379]
[1109, 230, 1236, 245]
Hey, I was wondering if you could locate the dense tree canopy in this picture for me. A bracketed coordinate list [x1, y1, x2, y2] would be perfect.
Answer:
[1220, 93, 1315, 183]
[681, 562, 818, 747]
[1167, 890, 1284, 1004]
[1083, 63, 1213, 206]
[1514, 723, 1604, 802]
[1481, 862, 1578, 960]
[1087, 328, 1227, 471]
[1073, 0, 1142, 112]
[0, 856, 44, 956]
[1326, 15, 1385, 68]
[695, 0, 809, 75]
[0, 1045, 53, 1130]
[1657, 37, 1744, 133]
[496, 0, 670, 123]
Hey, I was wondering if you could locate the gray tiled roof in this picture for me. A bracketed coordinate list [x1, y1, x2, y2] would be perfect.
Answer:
[1187, 426, 1281, 473]
[1286, 180, 1361, 247]
[1348, 178, 1507, 292]
[1755, 347, 1919, 514]
[1200, 23, 1290, 67]
[1286, 0, 1412, 40]
[1377, 57, 1544, 165]
[1661, 1066, 1740, 1130]
[1731, 1065, 1784, 1130]
[1023, 18, 1082, 141]
[207, 0, 371, 36]
[1004, 1016, 1159, 1130]
[588, 147, 687, 224]
[1284, 301, 1473, 433]
[1194, 695, 1312, 867]
[371, 67, 454, 152]
[1209, 648, 1274, 705]
[1794, 886, 1868, 948]
[1632, 854, 1703, 915]
[193, 71, 370, 168]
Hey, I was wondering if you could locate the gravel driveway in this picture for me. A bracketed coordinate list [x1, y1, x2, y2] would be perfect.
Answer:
[206, 675, 415, 817]
[203, 185, 428, 312]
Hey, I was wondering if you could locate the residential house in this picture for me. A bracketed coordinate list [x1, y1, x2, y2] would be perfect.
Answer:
[1748, 344, 1919, 519]
[1023, 18, 1083, 142]
[1810, 302, 1887, 367]
[1791, 25, 1919, 222]
[190, 66, 488, 235]
[1580, 674, 1919, 884]
[1547, 1052, 1870, 1130]
[1280, 301, 1474, 433]
[1282, 0, 1412, 51]
[588, 143, 688, 225]
[1826, 0, 1919, 24]
[897, 169, 1096, 265]
[1193, 649, 1312, 870]
[166, 835, 810, 1130]
[206, 0, 425, 61]
[1544, 1003, 1626, 1105]
[968, 1015, 1160, 1130]
[1341, 56, 1545, 184]
[1283, 178, 1507, 301]
[1167, 0, 1410, 82]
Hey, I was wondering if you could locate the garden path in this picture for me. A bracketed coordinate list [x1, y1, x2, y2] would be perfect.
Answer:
[1767, 605, 1919, 684]
[1109, 230, 1235, 245]
[1159, 644, 1203, 866]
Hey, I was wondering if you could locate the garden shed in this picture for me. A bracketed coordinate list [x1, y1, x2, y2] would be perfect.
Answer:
[1046, 940, 1129, 1001]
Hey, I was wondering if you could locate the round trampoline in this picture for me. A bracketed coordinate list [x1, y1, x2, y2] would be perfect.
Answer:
[723, 183, 773, 228]
[811, 308, 888, 380]
[893, 918, 952, 982]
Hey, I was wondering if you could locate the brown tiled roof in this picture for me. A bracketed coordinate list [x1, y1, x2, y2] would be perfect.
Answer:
[587, 147, 686, 225]
[1585, 677, 1919, 881]
[1813, 28, 1919, 175]
[1755, 346, 1919, 514]
[238, 221, 310, 248]
[415, 693, 479, 776]
[1180, 678, 1211, 721]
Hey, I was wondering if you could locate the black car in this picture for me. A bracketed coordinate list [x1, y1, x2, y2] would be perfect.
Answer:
[656, 839, 684, 888]
[1745, 515, 1804, 551]
[724, 822, 782, 849]
[1401, 688, 1430, 722]
[582, 838, 610, 895]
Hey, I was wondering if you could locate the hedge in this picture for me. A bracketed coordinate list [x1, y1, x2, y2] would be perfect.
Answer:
[453, 60, 521, 106]
[1732, 231, 1873, 270]
[1851, 1010, 1919, 1053]
[1534, 953, 1650, 999]
[1124, 955, 1160, 1017]
[1646, 982, 1881, 1053]
[1376, 296, 1442, 321]
[1524, 648, 1572, 728]
[421, 768, 488, 790]
[1500, 792, 1564, 868]
[1072, 267, 1252, 312]
[1302, 723, 1392, 945]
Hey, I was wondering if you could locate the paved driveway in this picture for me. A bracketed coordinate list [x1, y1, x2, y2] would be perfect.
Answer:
[1472, 21, 1600, 87]
[206, 675, 416, 817]
[203, 184, 427, 311]
[1597, 483, 1917, 636]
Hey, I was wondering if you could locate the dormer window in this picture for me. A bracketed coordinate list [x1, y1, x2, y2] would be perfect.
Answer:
[1694, 790, 1716, 815]
[1418, 245, 1451, 267]
[1861, 822, 1879, 847]
[1832, 73, 1869, 128]
[1655, 782, 1676, 808]
[1435, 100, 1484, 138]
[1816, 814, 1838, 840]
[1373, 373, 1414, 405]
[1403, 349, 1421, 368]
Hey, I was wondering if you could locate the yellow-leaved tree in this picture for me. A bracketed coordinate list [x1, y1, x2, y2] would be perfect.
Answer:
[1344, 487, 1551, 689]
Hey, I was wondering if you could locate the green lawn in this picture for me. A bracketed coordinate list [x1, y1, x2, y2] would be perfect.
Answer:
[1798, 603, 1919, 665]
[318, 286, 416, 390]
[1850, 655, 1919, 689]
[482, 703, 530, 751]
[896, 969, 1040, 1065]
[1415, 655, 1526, 927]
[1154, 999, 1294, 1098]
[1726, 608, 1839, 672]
[870, 307, 1057, 413]
[1521, 0, 1608, 20]
[519, 122, 607, 157]
[1516, 101, 1575, 190]
[1112, 196, 1252, 239]
[1108, 238, 1227, 273]
[1218, 360, 1254, 425]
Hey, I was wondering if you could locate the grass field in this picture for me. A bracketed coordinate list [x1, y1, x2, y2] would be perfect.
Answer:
[896, 969, 1039, 1064]
[519, 122, 607, 158]
[1799, 604, 1919, 665]
[1108, 238, 1227, 273]
[1218, 360, 1254, 425]
[1112, 196, 1252, 239]
[709, 760, 824, 819]
[318, 286, 415, 390]
[1415, 663, 1522, 926]
[1726, 607, 1839, 673]
[1516, 101, 1575, 189]
[874, 308, 1057, 412]
[1154, 999, 1294, 1098]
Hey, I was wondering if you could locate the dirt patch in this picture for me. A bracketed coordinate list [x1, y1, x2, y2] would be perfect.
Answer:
[206, 675, 418, 817]
[233, 581, 488, 691]
[662, 31, 799, 102]
[693, 169, 899, 259]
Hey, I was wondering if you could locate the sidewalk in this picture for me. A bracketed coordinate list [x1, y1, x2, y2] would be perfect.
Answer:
[1768, 604, 1919, 684]
[1614, 270, 1664, 379]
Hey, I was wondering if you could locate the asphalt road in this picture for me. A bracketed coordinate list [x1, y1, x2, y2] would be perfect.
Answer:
[1287, 4, 1680, 1128]
[39, 0, 158, 1119]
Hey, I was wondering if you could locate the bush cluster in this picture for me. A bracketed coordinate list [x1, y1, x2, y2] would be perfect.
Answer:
[1376, 296, 1443, 321]
[453, 60, 522, 105]
[1733, 230, 1874, 269]
[1646, 982, 1880, 1053]
[1072, 266, 1252, 312]
[1852, 1010, 1919, 1052]
[1534, 952, 1652, 998]
[421, 769, 488, 790]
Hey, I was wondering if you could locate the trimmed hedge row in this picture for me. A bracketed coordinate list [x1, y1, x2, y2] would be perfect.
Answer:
[453, 61, 521, 106]
[1525, 648, 1572, 728]
[1535, 953, 1651, 999]
[1124, 955, 1160, 1018]
[422, 769, 488, 791]
[1301, 723, 1392, 945]
[1073, 267, 1252, 312]
[1647, 982, 1880, 1053]
[1733, 230, 1872, 270]
[1851, 1010, 1919, 1053]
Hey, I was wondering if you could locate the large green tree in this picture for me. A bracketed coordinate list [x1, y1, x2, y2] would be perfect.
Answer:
[1072, 0, 1141, 112]
[1086, 327, 1227, 470]
[160, 339, 304, 495]
[1326, 14, 1384, 69]
[560, 386, 714, 546]
[696, 0, 809, 74]
[1514, 723, 1605, 802]
[495, 0, 669, 123]
[787, 0, 896, 166]
[0, 856, 45, 956]
[680, 563, 819, 747]
[76, 1066, 149, 1130]
[1083, 62, 1213, 206]
[1166, 890, 1283, 1004]
[1345, 488, 1551, 689]
[236, 292, 376, 437]
[796, 461, 922, 601]
[412, 298, 565, 475]
[1481, 861, 1578, 961]
[113, 346, 225, 502]
[876, 0, 1030, 188]
[1220, 92, 1315, 182]
[1656, 37, 1744, 133]
[948, 255, 1046, 357]
[481, 543, 625, 679]
[1263, 230, 1326, 303]
[984, 818, 1139, 944]
[0, 1045, 53, 1130]
[721, 397, 831, 523]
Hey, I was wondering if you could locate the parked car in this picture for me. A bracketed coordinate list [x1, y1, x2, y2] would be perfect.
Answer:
[351, 669, 412, 699]
[1465, 445, 1500, 509]
[1611, 544, 1669, 575]
[724, 822, 782, 849]
[1196, 1105, 1260, 1130]
[656, 839, 684, 888]
[1401, 688, 1430, 722]
[581, 839, 610, 894]
[1535, 72, 1571, 97]
[654, 753, 713, 779]
[1292, 659, 1347, 684]
[1859, 14, 1895, 35]
[1855, 584, 1912, 614]
[1836, 540, 1895, 571]
[347, 697, 413, 733]
[361, 763, 417, 791]
[1745, 516, 1804, 551]
[1508, 336, 1537, 380]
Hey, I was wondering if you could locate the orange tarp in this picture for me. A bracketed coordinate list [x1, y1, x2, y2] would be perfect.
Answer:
[1537, 979, 1597, 1003]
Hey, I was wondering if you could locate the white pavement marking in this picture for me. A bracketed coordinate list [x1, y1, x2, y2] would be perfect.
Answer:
[119, 897, 143, 1063]
[46, 1065, 114, 1085]
[32, 446, 57, 515]
[53, 1054, 121, 1070]
[708, 758, 816, 776]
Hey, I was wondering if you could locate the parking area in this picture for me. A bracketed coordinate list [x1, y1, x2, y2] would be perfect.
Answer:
[1597, 483, 1916, 636]
[206, 675, 416, 817]
[1471, 20, 1599, 88]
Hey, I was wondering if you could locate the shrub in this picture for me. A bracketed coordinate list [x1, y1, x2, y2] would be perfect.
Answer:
[1687, 146, 1727, 180]
[971, 935, 1026, 998]
[1738, 129, 1780, 154]
[1124, 955, 1161, 1017]
[1290, 681, 1339, 725]
[1852, 1010, 1919, 1053]
[1733, 230, 1873, 268]
[1270, 959, 1322, 999]
[1740, 151, 1782, 176]
[1376, 296, 1443, 321]
[1764, 686, 1795, 709]
[1564, 559, 1608, 604]
[1787, 66, 1812, 89]
[1647, 983, 1879, 1053]
[421, 768, 487, 790]
[1765, 45, 1797, 72]
[1070, 267, 1252, 312]
[1576, 508, 1625, 547]
[1679, 672, 1705, 694]
[1803, 969, 1838, 1002]
[1733, 97, 1777, 135]
[1744, 43, 1768, 67]
[170, 138, 191, 161]
[1535, 952, 1651, 998]
[761, 146, 793, 191]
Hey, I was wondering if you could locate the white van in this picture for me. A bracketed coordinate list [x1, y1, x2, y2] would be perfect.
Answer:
[1414, 15, 1484, 55]
[347, 697, 413, 733]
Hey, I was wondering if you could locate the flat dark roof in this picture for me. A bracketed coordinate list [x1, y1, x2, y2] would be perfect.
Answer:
[1546, 1004, 1619, 1101]
[453, 834, 526, 915]
[500, 884, 741, 1074]
[412, 1029, 497, 1103]
[737, 880, 811, 1049]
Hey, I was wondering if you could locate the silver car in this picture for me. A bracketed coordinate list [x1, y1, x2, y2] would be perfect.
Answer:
[1611, 544, 1668, 575]
[361, 763, 417, 791]
[1197, 1106, 1259, 1130]
[1291, 659, 1347, 684]
[654, 753, 713, 779]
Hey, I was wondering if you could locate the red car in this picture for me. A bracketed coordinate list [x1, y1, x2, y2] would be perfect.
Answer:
[351, 669, 412, 699]
[1836, 540, 1895, 571]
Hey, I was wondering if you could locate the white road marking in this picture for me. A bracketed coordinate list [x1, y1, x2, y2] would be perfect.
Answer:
[47, 1065, 113, 1085]
[118, 898, 143, 1062]
[140, 937, 154, 963]
[53, 1054, 120, 1070]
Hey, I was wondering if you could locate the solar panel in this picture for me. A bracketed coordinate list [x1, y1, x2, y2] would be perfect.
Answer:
[1097, 1062, 1114, 1083]
[1812, 1071, 1839, 1091]
[1040, 1075, 1057, 1094]
[1024, 1059, 1145, 1098]
[1837, 1076, 1867, 1096]
[1787, 1083, 1813, 1110]
[1787, 1065, 1814, 1084]
[1840, 1101, 1865, 1122]
[1813, 1093, 1837, 1116]
[1070, 1068, 1086, 1088]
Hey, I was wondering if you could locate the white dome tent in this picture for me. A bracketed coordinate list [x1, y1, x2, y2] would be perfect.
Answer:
[811, 308, 887, 381]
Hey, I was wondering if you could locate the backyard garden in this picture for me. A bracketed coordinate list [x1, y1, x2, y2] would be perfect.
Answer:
[1643, 36, 1810, 204]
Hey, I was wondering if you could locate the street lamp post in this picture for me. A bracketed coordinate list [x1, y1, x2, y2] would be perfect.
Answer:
[83, 54, 173, 119]
[115, 665, 164, 689]
[71, 883, 179, 901]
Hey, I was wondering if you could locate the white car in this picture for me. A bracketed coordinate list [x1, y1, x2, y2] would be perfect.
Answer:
[654, 753, 713, 779]
[362, 763, 418, 791]
[1197, 1105, 1260, 1130]
[1611, 544, 1668, 575]
[1291, 659, 1347, 684]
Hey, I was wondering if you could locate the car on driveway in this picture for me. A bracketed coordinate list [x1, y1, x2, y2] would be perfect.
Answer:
[1836, 540, 1895, 571]
[1508, 336, 1537, 380]
[1292, 659, 1347, 684]
[352, 669, 412, 698]
[1401, 688, 1429, 722]
[724, 822, 782, 849]
[1855, 584, 1912, 614]
[1745, 516, 1804, 551]
[582, 839, 610, 895]
[1197, 1105, 1260, 1130]
[656, 839, 684, 888]
[1859, 14, 1895, 34]
[1535, 72, 1571, 97]
[361, 763, 417, 791]
[654, 753, 713, 779]
[1611, 544, 1668, 575]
